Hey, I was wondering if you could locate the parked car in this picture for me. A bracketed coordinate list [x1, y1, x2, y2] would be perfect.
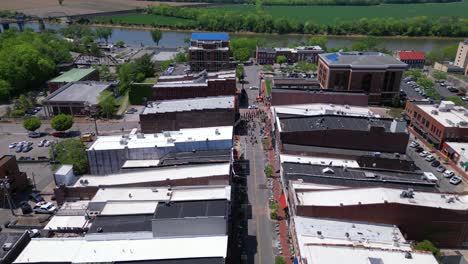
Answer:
[33, 202, 57, 214]
[436, 165, 446, 173]
[409, 141, 419, 148]
[80, 133, 96, 142]
[44, 141, 51, 147]
[28, 132, 41, 138]
[15, 144, 23, 153]
[38, 139, 46, 147]
[8, 142, 17, 149]
[51, 132, 68, 138]
[431, 160, 441, 167]
[249, 86, 259, 90]
[126, 108, 138, 114]
[443, 170, 455, 178]
[20, 201, 32, 215]
[448, 87, 459, 93]
[22, 145, 32, 153]
[414, 88, 421, 93]
[415, 147, 424, 153]
[419, 151, 429, 157]
[29, 192, 44, 203]
[449, 176, 462, 185]
[425, 155, 435, 162]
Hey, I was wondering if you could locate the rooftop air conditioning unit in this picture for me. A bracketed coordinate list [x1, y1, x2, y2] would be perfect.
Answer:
[431, 110, 438, 115]
[2, 243, 12, 251]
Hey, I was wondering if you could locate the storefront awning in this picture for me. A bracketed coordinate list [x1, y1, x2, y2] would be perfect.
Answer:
[279, 194, 288, 210]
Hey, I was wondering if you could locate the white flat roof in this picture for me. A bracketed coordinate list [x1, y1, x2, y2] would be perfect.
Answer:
[296, 187, 468, 210]
[121, 160, 160, 168]
[281, 154, 360, 168]
[55, 165, 73, 176]
[416, 103, 468, 127]
[44, 216, 88, 230]
[273, 103, 378, 118]
[302, 244, 437, 264]
[14, 236, 228, 263]
[87, 126, 233, 151]
[445, 142, 468, 160]
[91, 185, 231, 203]
[293, 216, 409, 252]
[100, 201, 158, 215]
[142, 96, 235, 114]
[74, 163, 230, 187]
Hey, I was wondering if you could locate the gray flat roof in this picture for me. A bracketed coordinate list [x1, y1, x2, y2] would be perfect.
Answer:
[44, 82, 112, 104]
[142, 96, 235, 114]
[320, 52, 407, 69]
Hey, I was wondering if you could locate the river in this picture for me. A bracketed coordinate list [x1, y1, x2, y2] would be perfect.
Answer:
[23, 23, 461, 52]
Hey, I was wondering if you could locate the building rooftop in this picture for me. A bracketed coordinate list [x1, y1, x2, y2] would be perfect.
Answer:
[14, 236, 228, 263]
[54, 164, 73, 176]
[282, 162, 436, 191]
[272, 103, 378, 119]
[295, 187, 468, 210]
[320, 52, 407, 69]
[152, 51, 178, 62]
[413, 101, 468, 128]
[281, 154, 360, 168]
[91, 185, 231, 203]
[87, 126, 233, 151]
[397, 51, 425, 61]
[293, 216, 410, 251]
[278, 115, 399, 133]
[159, 149, 231, 166]
[88, 215, 154, 233]
[49, 68, 96, 83]
[44, 215, 88, 230]
[74, 163, 230, 187]
[44, 82, 112, 104]
[0, 232, 26, 259]
[142, 96, 235, 114]
[301, 244, 437, 264]
[100, 201, 159, 215]
[154, 200, 227, 219]
[191, 32, 229, 41]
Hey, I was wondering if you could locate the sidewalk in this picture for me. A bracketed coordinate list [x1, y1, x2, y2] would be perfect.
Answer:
[264, 105, 293, 264]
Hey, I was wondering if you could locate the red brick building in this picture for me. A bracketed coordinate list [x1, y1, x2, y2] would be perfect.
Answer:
[140, 96, 237, 133]
[290, 186, 468, 247]
[189, 32, 230, 72]
[395, 51, 426, 68]
[405, 100, 468, 148]
[317, 52, 407, 104]
[152, 71, 237, 100]
[0, 155, 28, 204]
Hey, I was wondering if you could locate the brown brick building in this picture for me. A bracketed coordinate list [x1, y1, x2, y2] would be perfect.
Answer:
[256, 46, 324, 65]
[140, 96, 237, 133]
[47, 68, 99, 94]
[405, 100, 468, 148]
[189, 32, 230, 72]
[152, 71, 236, 101]
[0, 156, 28, 204]
[317, 52, 407, 104]
[290, 186, 468, 247]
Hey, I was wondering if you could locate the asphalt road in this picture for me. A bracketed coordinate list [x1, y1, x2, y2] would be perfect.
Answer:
[400, 81, 424, 100]
[239, 65, 262, 106]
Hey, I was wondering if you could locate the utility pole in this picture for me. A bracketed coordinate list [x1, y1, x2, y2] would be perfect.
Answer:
[0, 177, 16, 216]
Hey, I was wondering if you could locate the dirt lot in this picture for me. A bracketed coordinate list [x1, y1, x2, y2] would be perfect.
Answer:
[0, 0, 202, 17]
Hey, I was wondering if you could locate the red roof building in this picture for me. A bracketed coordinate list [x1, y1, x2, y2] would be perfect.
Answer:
[396, 51, 425, 68]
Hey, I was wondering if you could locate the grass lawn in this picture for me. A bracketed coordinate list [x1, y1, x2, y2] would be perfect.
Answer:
[93, 14, 194, 27]
[209, 2, 468, 24]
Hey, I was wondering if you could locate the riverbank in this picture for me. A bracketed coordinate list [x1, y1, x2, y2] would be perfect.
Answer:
[86, 22, 464, 41]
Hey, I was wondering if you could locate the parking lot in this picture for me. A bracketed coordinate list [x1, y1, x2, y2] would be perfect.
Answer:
[406, 138, 465, 193]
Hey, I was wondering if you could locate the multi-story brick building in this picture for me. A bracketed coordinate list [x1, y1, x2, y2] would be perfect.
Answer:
[140, 96, 237, 133]
[395, 51, 425, 68]
[405, 100, 468, 148]
[189, 32, 230, 72]
[0, 155, 28, 204]
[317, 52, 407, 104]
[256, 46, 324, 64]
[152, 71, 236, 101]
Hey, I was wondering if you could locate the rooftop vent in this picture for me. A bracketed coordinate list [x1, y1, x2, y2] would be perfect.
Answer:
[431, 110, 438, 115]
[322, 167, 334, 174]
[215, 128, 221, 135]
[136, 133, 145, 139]
[2, 243, 12, 251]
[400, 189, 414, 199]
[405, 252, 412, 259]
[447, 196, 456, 203]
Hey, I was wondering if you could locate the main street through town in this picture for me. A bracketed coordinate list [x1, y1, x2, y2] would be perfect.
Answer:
[238, 65, 276, 264]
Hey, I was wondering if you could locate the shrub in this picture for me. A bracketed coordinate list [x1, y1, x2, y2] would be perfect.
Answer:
[23, 117, 41, 131]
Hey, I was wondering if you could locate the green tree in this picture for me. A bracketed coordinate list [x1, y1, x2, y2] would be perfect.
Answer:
[175, 52, 188, 63]
[115, 40, 125, 47]
[414, 240, 440, 257]
[89, 43, 102, 57]
[255, 0, 263, 13]
[236, 64, 245, 82]
[276, 55, 287, 65]
[94, 64, 112, 81]
[23, 117, 41, 131]
[275, 256, 286, 264]
[95, 28, 112, 44]
[50, 139, 88, 175]
[296, 61, 317, 72]
[233, 47, 251, 62]
[150, 29, 163, 46]
[51, 114, 74, 132]
[10, 109, 25, 117]
[264, 164, 273, 177]
[307, 36, 328, 50]
[405, 68, 423, 79]
[18, 94, 32, 111]
[417, 77, 433, 89]
[0, 80, 11, 101]
[432, 70, 447, 80]
[117, 63, 139, 93]
[445, 96, 465, 106]
[351, 37, 380, 51]
[183, 37, 190, 45]
[134, 54, 155, 78]
[98, 90, 115, 118]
